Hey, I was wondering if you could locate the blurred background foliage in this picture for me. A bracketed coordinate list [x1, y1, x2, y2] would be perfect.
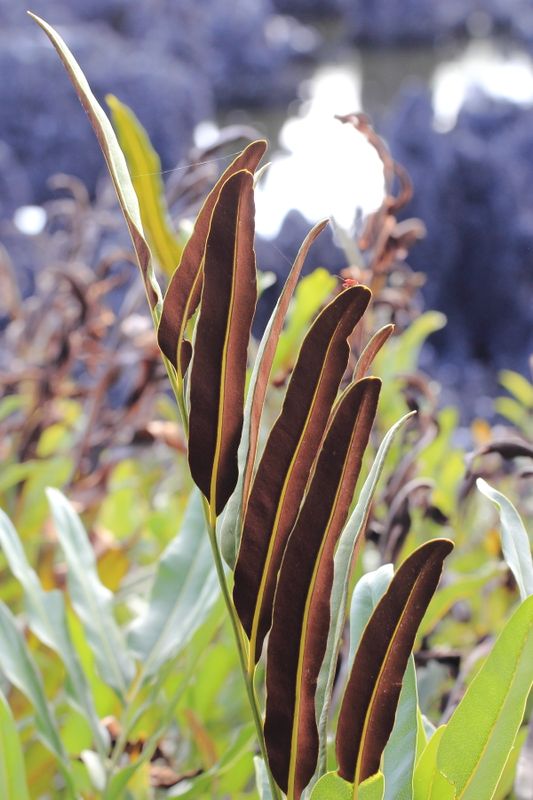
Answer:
[0, 1, 532, 798]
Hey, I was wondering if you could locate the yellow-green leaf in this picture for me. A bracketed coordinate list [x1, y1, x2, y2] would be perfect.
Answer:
[107, 94, 185, 277]
[30, 13, 162, 314]
[433, 595, 533, 800]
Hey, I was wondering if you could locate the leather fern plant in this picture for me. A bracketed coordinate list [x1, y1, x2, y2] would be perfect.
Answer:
[30, 13, 533, 800]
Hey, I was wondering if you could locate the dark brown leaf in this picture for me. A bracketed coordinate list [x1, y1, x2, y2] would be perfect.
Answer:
[264, 377, 381, 798]
[158, 140, 266, 374]
[188, 169, 256, 515]
[336, 538, 453, 786]
[233, 286, 371, 664]
[241, 218, 329, 512]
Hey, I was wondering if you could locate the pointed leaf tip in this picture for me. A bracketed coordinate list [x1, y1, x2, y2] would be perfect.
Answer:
[158, 139, 266, 373]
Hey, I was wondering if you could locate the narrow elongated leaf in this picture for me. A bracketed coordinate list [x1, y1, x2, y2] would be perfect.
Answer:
[271, 269, 338, 378]
[0, 510, 106, 751]
[310, 772, 352, 799]
[127, 490, 219, 676]
[265, 378, 381, 799]
[0, 691, 31, 800]
[158, 140, 266, 375]
[188, 170, 256, 515]
[493, 727, 528, 800]
[348, 565, 418, 800]
[477, 478, 533, 600]
[30, 14, 161, 312]
[220, 219, 329, 568]
[0, 603, 66, 766]
[382, 662, 418, 800]
[348, 565, 394, 664]
[234, 286, 371, 663]
[412, 727, 447, 800]
[336, 539, 453, 787]
[107, 94, 185, 277]
[46, 488, 134, 699]
[515, 716, 533, 800]
[254, 756, 274, 800]
[419, 714, 436, 745]
[433, 594, 533, 800]
[314, 412, 415, 778]
[353, 325, 394, 382]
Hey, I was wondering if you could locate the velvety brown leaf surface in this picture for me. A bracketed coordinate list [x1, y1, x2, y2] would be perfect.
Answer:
[188, 169, 256, 515]
[158, 140, 266, 373]
[264, 377, 381, 799]
[233, 286, 372, 664]
[336, 538, 454, 786]
[241, 219, 330, 510]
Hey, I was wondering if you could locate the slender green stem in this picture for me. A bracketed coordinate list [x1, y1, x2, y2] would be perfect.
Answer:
[162, 355, 281, 798]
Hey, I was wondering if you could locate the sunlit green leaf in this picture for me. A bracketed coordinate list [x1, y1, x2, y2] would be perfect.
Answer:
[107, 94, 185, 277]
[413, 726, 446, 800]
[434, 595, 533, 799]
[310, 771, 352, 799]
[499, 370, 533, 409]
[492, 726, 527, 800]
[360, 772, 385, 800]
